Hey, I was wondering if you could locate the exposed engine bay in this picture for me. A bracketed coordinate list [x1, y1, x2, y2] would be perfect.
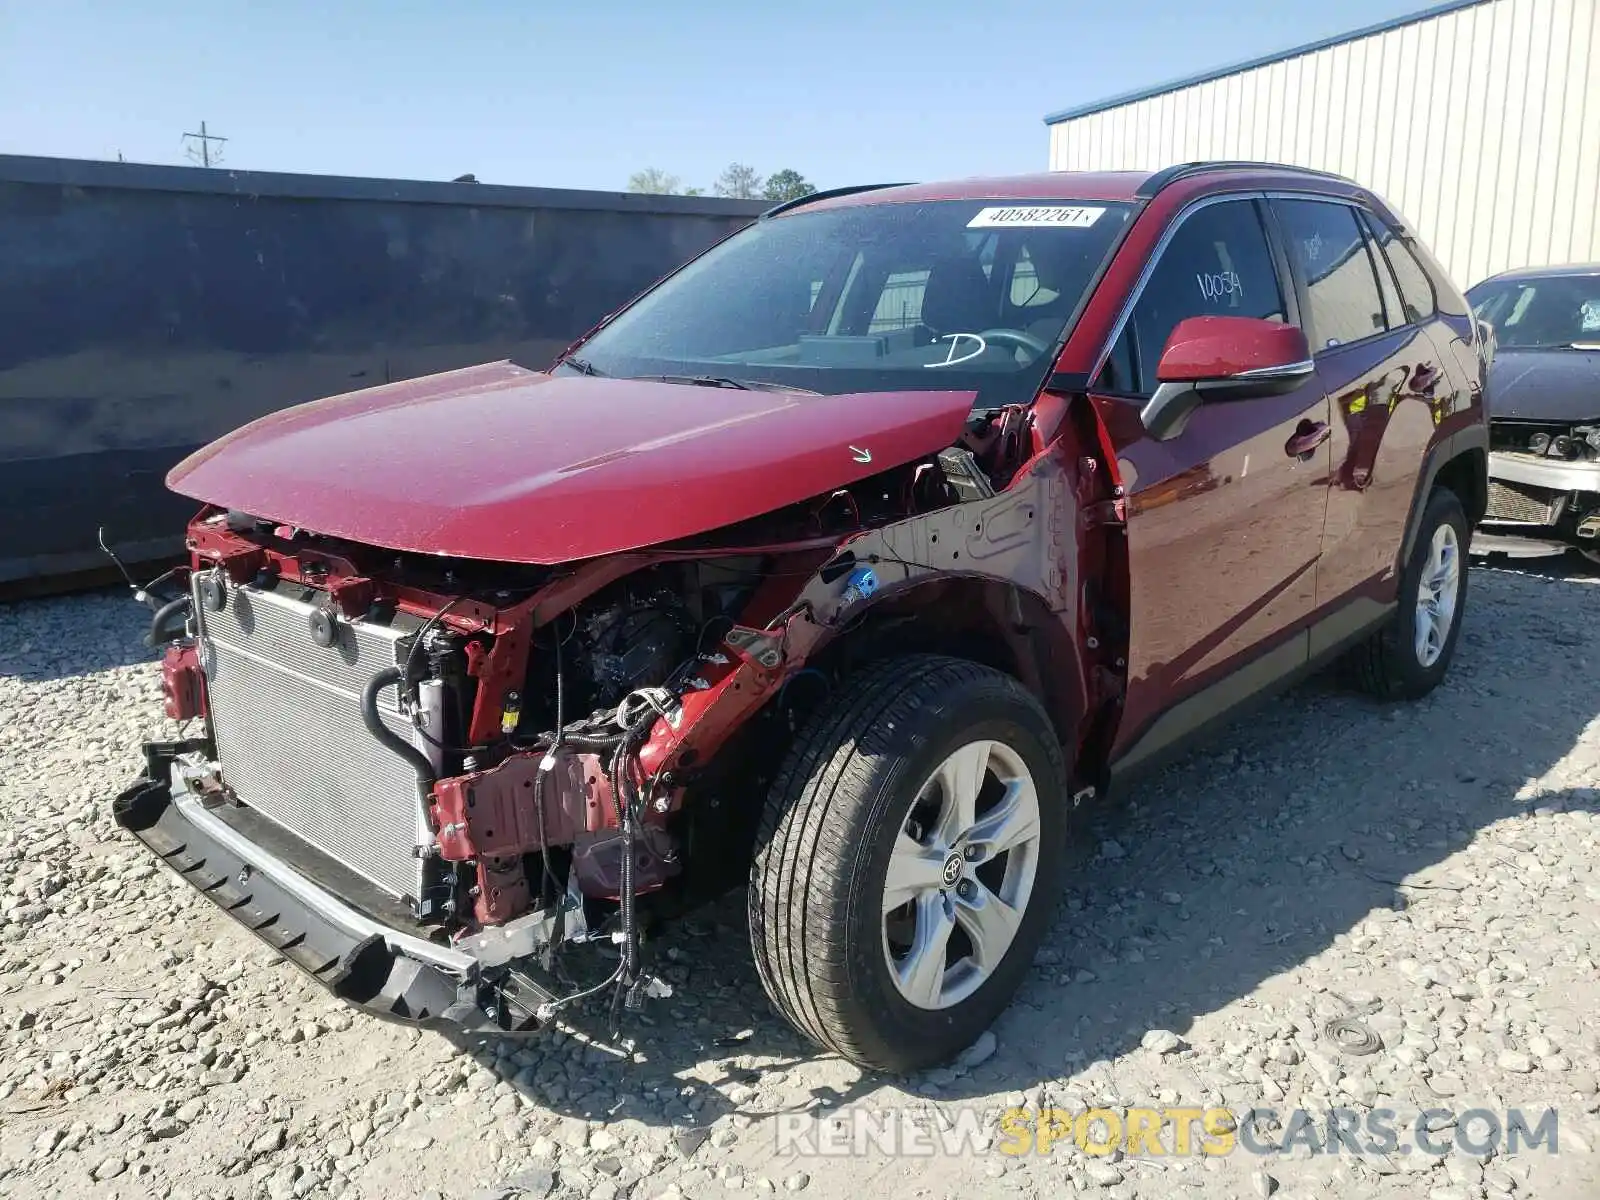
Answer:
[125, 403, 1086, 1033]
[1483, 420, 1600, 561]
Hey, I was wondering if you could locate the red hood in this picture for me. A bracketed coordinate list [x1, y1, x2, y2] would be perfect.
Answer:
[167, 362, 977, 563]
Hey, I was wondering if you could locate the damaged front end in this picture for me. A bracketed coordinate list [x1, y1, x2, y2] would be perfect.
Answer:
[113, 401, 1092, 1038]
[116, 526, 751, 1036]
[1478, 420, 1600, 563]
[116, 739, 572, 1036]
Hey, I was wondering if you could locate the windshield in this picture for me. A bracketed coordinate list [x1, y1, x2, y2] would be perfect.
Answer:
[563, 199, 1135, 407]
[1468, 273, 1600, 348]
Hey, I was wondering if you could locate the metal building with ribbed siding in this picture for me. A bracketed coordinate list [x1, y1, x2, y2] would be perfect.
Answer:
[1044, 0, 1600, 290]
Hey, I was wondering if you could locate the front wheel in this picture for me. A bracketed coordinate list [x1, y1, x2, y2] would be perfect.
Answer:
[749, 655, 1067, 1072]
[1348, 486, 1470, 700]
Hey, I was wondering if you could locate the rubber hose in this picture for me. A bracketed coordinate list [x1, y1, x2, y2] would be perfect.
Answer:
[145, 595, 192, 647]
[362, 667, 437, 805]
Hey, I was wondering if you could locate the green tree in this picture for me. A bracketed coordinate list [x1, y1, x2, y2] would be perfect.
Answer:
[713, 162, 764, 199]
[762, 169, 815, 203]
[627, 167, 684, 195]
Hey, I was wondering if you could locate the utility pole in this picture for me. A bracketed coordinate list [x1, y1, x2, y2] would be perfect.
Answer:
[182, 121, 227, 168]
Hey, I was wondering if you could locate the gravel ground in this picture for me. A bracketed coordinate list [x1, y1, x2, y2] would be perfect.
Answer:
[2, 564, 1599, 1200]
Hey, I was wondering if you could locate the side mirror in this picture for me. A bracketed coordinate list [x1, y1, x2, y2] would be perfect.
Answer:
[1139, 316, 1315, 441]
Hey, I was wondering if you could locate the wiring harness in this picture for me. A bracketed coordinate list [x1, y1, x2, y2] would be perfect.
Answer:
[515, 685, 680, 1034]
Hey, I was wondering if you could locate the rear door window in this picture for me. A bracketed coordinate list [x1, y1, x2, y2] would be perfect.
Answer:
[1364, 215, 1439, 323]
[1357, 213, 1409, 330]
[1097, 198, 1286, 397]
[1391, 243, 1441, 322]
[1273, 199, 1390, 351]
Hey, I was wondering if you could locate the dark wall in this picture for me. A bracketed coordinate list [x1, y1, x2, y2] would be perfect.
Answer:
[0, 155, 764, 583]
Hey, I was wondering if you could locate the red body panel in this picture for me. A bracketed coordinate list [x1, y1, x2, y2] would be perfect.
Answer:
[1047, 169, 1483, 767]
[166, 361, 977, 564]
[160, 644, 206, 722]
[1314, 329, 1449, 605]
[1156, 316, 1312, 381]
[1091, 375, 1331, 758]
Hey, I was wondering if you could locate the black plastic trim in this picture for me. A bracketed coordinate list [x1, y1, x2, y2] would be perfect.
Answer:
[759, 182, 915, 220]
[1400, 423, 1490, 565]
[1109, 630, 1308, 782]
[1107, 593, 1398, 792]
[1136, 161, 1358, 200]
[112, 742, 554, 1038]
[1045, 371, 1094, 394]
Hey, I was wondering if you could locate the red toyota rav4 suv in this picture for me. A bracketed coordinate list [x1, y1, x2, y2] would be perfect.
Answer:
[117, 162, 1487, 1072]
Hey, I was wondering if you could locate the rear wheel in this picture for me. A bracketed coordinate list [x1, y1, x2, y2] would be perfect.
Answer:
[749, 655, 1067, 1072]
[1348, 487, 1469, 700]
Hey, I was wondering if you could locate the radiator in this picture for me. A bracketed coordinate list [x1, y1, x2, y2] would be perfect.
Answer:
[194, 578, 438, 902]
[1484, 479, 1557, 526]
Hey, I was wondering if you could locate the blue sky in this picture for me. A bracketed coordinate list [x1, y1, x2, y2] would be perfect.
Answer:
[1, 0, 1429, 191]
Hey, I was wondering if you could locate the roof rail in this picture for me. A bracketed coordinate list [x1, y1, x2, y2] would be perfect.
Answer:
[1135, 160, 1357, 199]
[760, 181, 914, 219]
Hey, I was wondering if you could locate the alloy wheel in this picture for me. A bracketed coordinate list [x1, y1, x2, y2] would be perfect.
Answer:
[1414, 522, 1461, 668]
[881, 740, 1042, 1010]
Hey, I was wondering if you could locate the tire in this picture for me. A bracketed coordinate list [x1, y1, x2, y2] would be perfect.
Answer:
[748, 655, 1067, 1073]
[1348, 487, 1470, 701]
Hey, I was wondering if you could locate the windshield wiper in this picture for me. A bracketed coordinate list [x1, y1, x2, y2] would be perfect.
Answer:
[561, 355, 605, 376]
[633, 374, 823, 395]
[635, 374, 753, 390]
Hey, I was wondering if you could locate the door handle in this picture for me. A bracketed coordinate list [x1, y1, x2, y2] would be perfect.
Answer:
[1285, 420, 1331, 461]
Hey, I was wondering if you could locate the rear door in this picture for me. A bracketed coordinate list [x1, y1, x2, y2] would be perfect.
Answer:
[1269, 196, 1450, 647]
[1372, 220, 1484, 401]
[1087, 195, 1333, 769]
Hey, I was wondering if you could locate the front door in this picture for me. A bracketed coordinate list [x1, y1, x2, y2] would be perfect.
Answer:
[1086, 196, 1332, 769]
